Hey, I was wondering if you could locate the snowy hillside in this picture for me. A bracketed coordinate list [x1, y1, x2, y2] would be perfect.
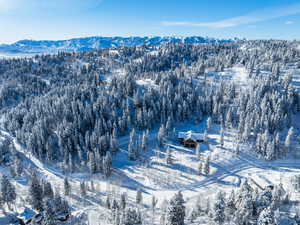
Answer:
[0, 40, 300, 224]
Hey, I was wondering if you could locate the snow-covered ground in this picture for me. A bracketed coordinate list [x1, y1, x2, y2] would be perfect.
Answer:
[208, 66, 250, 88]
[1, 62, 300, 224]
[1, 112, 300, 224]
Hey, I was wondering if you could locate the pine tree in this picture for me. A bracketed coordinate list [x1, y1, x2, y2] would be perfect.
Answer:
[220, 128, 224, 147]
[198, 162, 203, 175]
[106, 195, 111, 209]
[43, 181, 54, 199]
[111, 135, 119, 155]
[166, 147, 173, 165]
[141, 131, 149, 152]
[203, 156, 210, 176]
[128, 129, 137, 161]
[257, 207, 276, 225]
[207, 117, 212, 131]
[151, 195, 158, 210]
[136, 189, 143, 205]
[120, 192, 127, 210]
[284, 127, 294, 155]
[225, 190, 236, 221]
[28, 173, 43, 211]
[80, 182, 87, 197]
[157, 124, 166, 147]
[103, 151, 113, 177]
[195, 144, 201, 160]
[1, 175, 16, 209]
[212, 191, 225, 225]
[204, 130, 208, 143]
[123, 208, 142, 225]
[166, 191, 185, 225]
[15, 157, 23, 177]
[64, 177, 71, 196]
[43, 200, 56, 225]
[88, 151, 97, 174]
[112, 199, 119, 211]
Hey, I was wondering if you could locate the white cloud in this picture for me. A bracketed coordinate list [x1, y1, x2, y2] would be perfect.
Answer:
[285, 20, 294, 24]
[162, 3, 300, 28]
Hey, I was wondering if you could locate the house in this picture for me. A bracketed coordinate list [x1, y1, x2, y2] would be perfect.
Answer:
[178, 131, 204, 148]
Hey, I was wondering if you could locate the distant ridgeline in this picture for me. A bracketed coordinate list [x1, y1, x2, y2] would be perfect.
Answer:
[0, 36, 238, 55]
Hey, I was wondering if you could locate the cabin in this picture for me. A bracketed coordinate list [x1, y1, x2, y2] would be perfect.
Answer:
[178, 131, 204, 148]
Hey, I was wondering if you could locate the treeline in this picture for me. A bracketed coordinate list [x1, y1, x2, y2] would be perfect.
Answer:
[0, 40, 299, 174]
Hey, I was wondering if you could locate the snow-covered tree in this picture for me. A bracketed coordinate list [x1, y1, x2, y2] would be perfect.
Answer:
[166, 191, 185, 225]
[28, 173, 43, 211]
[212, 191, 225, 225]
[80, 181, 87, 197]
[220, 128, 224, 147]
[120, 192, 127, 210]
[257, 207, 276, 225]
[123, 208, 142, 225]
[103, 151, 113, 177]
[166, 147, 173, 165]
[284, 127, 294, 155]
[136, 189, 143, 205]
[157, 124, 166, 147]
[203, 156, 210, 176]
[198, 162, 203, 175]
[64, 177, 71, 196]
[1, 175, 16, 209]
[207, 117, 212, 131]
[128, 129, 138, 161]
[195, 144, 201, 160]
[141, 130, 149, 152]
[43, 181, 54, 199]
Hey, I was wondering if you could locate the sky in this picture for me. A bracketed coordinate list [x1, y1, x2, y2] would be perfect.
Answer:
[1, 0, 300, 43]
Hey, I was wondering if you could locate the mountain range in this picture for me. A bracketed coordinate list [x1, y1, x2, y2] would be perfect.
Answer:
[0, 36, 237, 56]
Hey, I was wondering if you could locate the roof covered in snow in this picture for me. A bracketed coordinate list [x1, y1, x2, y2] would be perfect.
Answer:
[178, 131, 204, 141]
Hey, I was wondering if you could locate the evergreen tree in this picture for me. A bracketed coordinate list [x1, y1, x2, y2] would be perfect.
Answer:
[204, 130, 208, 143]
[106, 195, 111, 209]
[88, 151, 97, 174]
[28, 173, 43, 211]
[128, 129, 137, 161]
[123, 208, 142, 225]
[157, 124, 166, 147]
[43, 181, 54, 199]
[43, 200, 56, 225]
[141, 131, 149, 152]
[203, 156, 210, 176]
[207, 117, 212, 131]
[284, 127, 294, 155]
[166, 147, 173, 165]
[1, 175, 16, 209]
[80, 181, 87, 197]
[120, 192, 127, 210]
[136, 189, 143, 205]
[15, 157, 23, 177]
[220, 128, 224, 147]
[198, 162, 203, 175]
[64, 177, 71, 196]
[257, 207, 276, 225]
[225, 190, 236, 221]
[212, 192, 225, 225]
[166, 191, 185, 225]
[103, 151, 113, 177]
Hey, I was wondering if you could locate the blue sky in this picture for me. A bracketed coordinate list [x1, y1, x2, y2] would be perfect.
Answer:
[1, 0, 300, 43]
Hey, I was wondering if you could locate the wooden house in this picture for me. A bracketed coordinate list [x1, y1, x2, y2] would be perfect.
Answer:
[178, 131, 204, 148]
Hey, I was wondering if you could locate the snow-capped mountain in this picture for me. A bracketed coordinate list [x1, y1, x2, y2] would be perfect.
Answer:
[0, 36, 236, 55]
